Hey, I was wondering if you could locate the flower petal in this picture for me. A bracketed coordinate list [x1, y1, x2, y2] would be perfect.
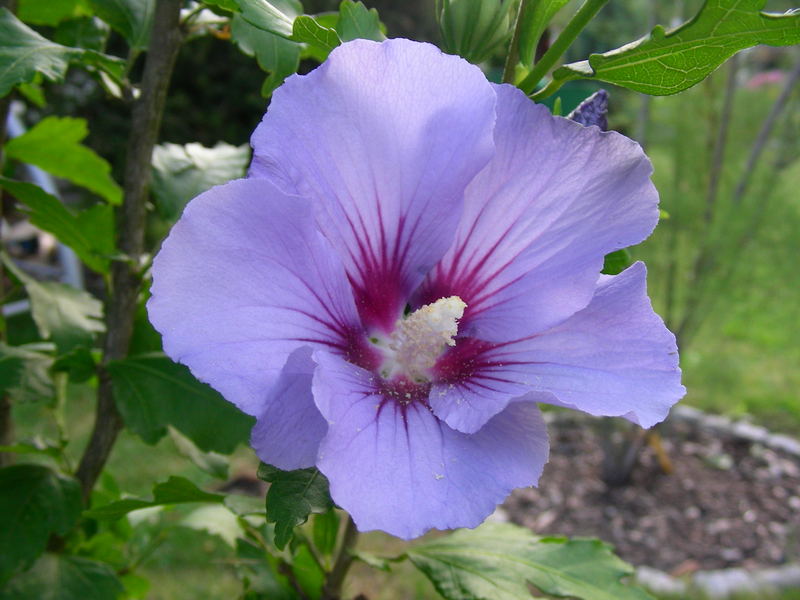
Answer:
[148, 178, 364, 416]
[251, 347, 327, 470]
[416, 84, 659, 342]
[250, 39, 496, 333]
[312, 351, 549, 539]
[432, 262, 684, 432]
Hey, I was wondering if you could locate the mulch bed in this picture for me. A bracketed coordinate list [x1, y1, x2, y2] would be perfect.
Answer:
[503, 411, 800, 573]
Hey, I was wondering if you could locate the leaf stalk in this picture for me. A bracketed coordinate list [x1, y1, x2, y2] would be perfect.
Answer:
[519, 0, 609, 96]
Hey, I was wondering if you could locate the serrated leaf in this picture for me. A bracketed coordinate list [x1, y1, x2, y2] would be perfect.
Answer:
[85, 476, 225, 521]
[407, 523, 653, 600]
[553, 0, 800, 96]
[239, 0, 301, 38]
[292, 15, 340, 56]
[17, 0, 91, 26]
[151, 142, 250, 221]
[106, 353, 253, 453]
[518, 0, 569, 67]
[87, 0, 155, 51]
[258, 463, 333, 550]
[0, 554, 123, 600]
[0, 465, 82, 582]
[336, 0, 383, 42]
[0, 8, 83, 97]
[232, 13, 301, 97]
[0, 342, 53, 403]
[0, 178, 113, 273]
[4, 117, 122, 205]
[2, 255, 104, 353]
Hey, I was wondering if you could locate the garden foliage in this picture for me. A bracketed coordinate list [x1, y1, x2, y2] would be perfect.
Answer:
[0, 0, 797, 598]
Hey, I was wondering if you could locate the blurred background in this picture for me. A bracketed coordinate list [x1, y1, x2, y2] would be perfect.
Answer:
[3, 0, 799, 598]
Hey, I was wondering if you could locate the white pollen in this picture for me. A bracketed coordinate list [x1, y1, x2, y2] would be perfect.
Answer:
[384, 296, 466, 381]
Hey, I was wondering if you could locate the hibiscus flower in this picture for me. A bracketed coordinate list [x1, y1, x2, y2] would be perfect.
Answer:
[148, 38, 684, 539]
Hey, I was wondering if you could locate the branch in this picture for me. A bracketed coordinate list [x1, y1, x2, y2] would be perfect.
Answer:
[675, 54, 800, 348]
[732, 56, 800, 205]
[321, 516, 359, 600]
[671, 57, 739, 344]
[75, 0, 184, 502]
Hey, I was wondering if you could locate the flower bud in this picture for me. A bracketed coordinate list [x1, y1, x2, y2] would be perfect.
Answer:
[437, 0, 514, 64]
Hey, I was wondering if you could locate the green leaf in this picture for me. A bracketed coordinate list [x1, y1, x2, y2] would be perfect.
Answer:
[0, 442, 62, 460]
[51, 346, 96, 383]
[151, 142, 250, 221]
[292, 15, 340, 56]
[54, 16, 111, 51]
[292, 543, 324, 600]
[223, 493, 265, 516]
[202, 0, 240, 11]
[120, 573, 149, 600]
[0, 8, 82, 97]
[2, 256, 104, 353]
[238, 0, 301, 38]
[4, 117, 122, 205]
[352, 551, 392, 572]
[336, 0, 383, 42]
[258, 463, 334, 550]
[85, 476, 225, 521]
[0, 465, 82, 581]
[232, 13, 301, 97]
[17, 0, 90, 26]
[182, 504, 244, 547]
[312, 509, 339, 557]
[107, 353, 253, 453]
[602, 248, 632, 276]
[407, 523, 653, 600]
[17, 80, 46, 107]
[168, 427, 229, 480]
[0, 342, 53, 402]
[552, 0, 800, 96]
[0, 554, 123, 600]
[87, 0, 155, 51]
[0, 178, 113, 273]
[518, 0, 569, 67]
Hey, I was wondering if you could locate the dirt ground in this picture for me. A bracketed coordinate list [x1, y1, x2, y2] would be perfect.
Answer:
[503, 411, 800, 573]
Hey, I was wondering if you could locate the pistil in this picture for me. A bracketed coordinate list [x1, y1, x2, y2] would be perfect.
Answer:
[380, 296, 466, 382]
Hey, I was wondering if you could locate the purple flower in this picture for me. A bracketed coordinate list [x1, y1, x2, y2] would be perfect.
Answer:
[148, 39, 685, 539]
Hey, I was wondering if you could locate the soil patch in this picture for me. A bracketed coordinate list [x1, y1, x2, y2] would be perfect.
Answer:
[503, 410, 800, 573]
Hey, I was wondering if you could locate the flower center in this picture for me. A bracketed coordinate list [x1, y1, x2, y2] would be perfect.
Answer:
[378, 296, 466, 382]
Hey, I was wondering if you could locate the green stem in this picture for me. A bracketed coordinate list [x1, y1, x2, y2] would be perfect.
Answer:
[320, 516, 359, 600]
[501, 0, 529, 84]
[518, 0, 609, 96]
